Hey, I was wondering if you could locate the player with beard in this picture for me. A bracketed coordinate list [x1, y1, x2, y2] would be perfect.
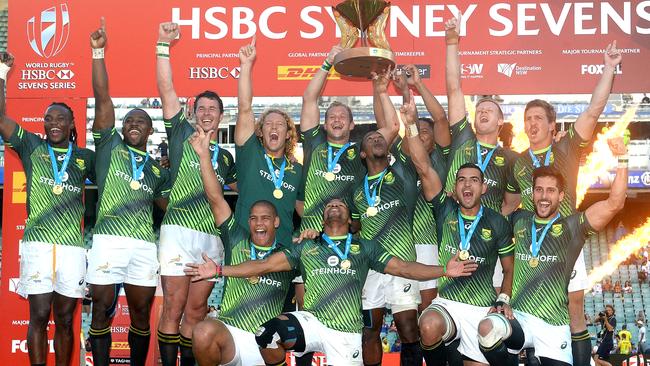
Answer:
[477, 138, 628, 366]
[185, 198, 478, 366]
[155, 22, 237, 366]
[400, 97, 514, 366]
[86, 19, 171, 366]
[234, 37, 303, 250]
[0, 53, 94, 366]
[444, 17, 520, 216]
[512, 42, 622, 366]
[184, 126, 294, 366]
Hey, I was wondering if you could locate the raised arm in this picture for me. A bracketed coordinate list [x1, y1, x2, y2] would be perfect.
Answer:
[385, 251, 478, 280]
[234, 37, 257, 146]
[189, 127, 231, 226]
[584, 137, 628, 231]
[90, 18, 115, 131]
[0, 53, 17, 139]
[374, 68, 399, 144]
[445, 17, 466, 126]
[156, 22, 182, 119]
[405, 64, 451, 147]
[401, 97, 443, 201]
[574, 41, 622, 140]
[301, 46, 342, 132]
[184, 251, 292, 282]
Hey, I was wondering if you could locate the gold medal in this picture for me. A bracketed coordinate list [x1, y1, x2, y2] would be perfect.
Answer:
[340, 259, 351, 270]
[529, 257, 539, 268]
[459, 250, 470, 261]
[52, 185, 64, 195]
[366, 206, 378, 217]
[248, 276, 260, 285]
[325, 171, 336, 182]
[273, 189, 283, 199]
[130, 180, 141, 190]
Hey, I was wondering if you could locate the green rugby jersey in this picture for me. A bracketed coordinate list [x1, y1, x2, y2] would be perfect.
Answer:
[430, 191, 513, 307]
[445, 118, 519, 213]
[93, 127, 171, 242]
[513, 126, 588, 216]
[6, 126, 94, 247]
[412, 146, 449, 247]
[510, 210, 595, 325]
[218, 215, 293, 333]
[351, 139, 418, 261]
[235, 135, 302, 246]
[284, 235, 392, 333]
[161, 109, 236, 234]
[299, 127, 365, 232]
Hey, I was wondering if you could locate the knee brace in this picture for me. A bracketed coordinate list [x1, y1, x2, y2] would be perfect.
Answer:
[477, 313, 512, 349]
[422, 304, 457, 343]
[255, 314, 306, 352]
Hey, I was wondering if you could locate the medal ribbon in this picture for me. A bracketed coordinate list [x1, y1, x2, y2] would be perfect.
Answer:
[528, 146, 552, 168]
[530, 213, 560, 258]
[48, 142, 72, 186]
[250, 239, 277, 260]
[322, 234, 352, 261]
[129, 149, 149, 182]
[476, 142, 497, 172]
[457, 206, 484, 252]
[210, 141, 220, 169]
[264, 155, 286, 192]
[327, 142, 351, 173]
[364, 168, 387, 208]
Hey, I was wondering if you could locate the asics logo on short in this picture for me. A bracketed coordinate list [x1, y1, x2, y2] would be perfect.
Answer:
[353, 350, 360, 358]
[403, 284, 412, 293]
[561, 341, 567, 349]
[570, 270, 577, 279]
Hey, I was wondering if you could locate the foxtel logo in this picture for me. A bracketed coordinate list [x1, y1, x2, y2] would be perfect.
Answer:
[580, 64, 622, 75]
[277, 66, 340, 80]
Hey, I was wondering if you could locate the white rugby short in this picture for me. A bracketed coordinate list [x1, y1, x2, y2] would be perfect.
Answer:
[415, 244, 439, 290]
[362, 270, 421, 313]
[159, 225, 224, 276]
[510, 310, 572, 365]
[221, 323, 264, 366]
[422, 297, 491, 364]
[291, 311, 362, 366]
[18, 241, 86, 298]
[568, 249, 588, 292]
[86, 234, 159, 287]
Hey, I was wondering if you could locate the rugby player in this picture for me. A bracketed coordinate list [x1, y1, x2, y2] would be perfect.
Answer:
[155, 22, 236, 366]
[86, 19, 171, 366]
[477, 138, 628, 366]
[185, 198, 478, 366]
[0, 53, 94, 366]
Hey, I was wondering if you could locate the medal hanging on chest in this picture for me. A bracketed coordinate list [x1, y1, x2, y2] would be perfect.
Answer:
[364, 169, 387, 217]
[322, 233, 352, 269]
[48, 143, 72, 195]
[129, 149, 149, 191]
[529, 214, 560, 268]
[457, 206, 483, 261]
[264, 154, 286, 200]
[247, 239, 277, 284]
[325, 142, 351, 182]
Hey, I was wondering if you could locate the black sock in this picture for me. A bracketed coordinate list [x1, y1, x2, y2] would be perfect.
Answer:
[479, 339, 518, 366]
[179, 335, 195, 366]
[571, 330, 592, 366]
[525, 348, 541, 366]
[158, 330, 180, 366]
[400, 341, 422, 366]
[128, 325, 151, 366]
[421, 339, 447, 366]
[294, 352, 314, 366]
[89, 326, 112, 366]
[445, 339, 464, 366]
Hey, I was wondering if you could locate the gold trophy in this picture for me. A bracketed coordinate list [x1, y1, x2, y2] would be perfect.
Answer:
[332, 0, 395, 78]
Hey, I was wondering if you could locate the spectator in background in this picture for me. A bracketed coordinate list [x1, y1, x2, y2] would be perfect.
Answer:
[638, 320, 647, 354]
[382, 337, 390, 353]
[614, 280, 622, 297]
[390, 339, 402, 353]
[593, 282, 603, 296]
[624, 280, 633, 294]
[619, 324, 632, 355]
[603, 278, 613, 292]
[140, 98, 151, 108]
[638, 311, 646, 324]
[641, 93, 650, 104]
[151, 98, 161, 108]
[639, 262, 648, 284]
[594, 305, 617, 366]
[614, 221, 627, 242]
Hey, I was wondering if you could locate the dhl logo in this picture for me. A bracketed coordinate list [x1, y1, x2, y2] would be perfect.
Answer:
[12, 172, 27, 204]
[111, 342, 130, 350]
[277, 66, 341, 80]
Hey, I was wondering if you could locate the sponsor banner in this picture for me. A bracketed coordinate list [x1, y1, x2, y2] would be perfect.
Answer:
[0, 98, 87, 364]
[7, 0, 650, 97]
[590, 170, 650, 189]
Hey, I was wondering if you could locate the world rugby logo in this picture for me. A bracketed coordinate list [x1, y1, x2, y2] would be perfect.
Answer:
[27, 4, 70, 58]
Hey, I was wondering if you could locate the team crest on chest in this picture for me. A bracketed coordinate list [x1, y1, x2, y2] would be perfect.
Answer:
[550, 223, 563, 237]
[151, 165, 161, 178]
[494, 156, 505, 167]
[481, 228, 492, 241]
[384, 171, 395, 184]
[76, 158, 85, 171]
[350, 244, 360, 255]
[347, 148, 357, 160]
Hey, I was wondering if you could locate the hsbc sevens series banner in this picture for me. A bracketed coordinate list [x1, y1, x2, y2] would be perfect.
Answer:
[0, 98, 86, 364]
[7, 0, 650, 98]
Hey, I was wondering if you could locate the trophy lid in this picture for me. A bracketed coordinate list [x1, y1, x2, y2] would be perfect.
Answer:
[333, 0, 390, 31]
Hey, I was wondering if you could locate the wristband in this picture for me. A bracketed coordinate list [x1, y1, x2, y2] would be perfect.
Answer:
[496, 293, 510, 305]
[321, 59, 333, 72]
[0, 63, 10, 81]
[157, 42, 170, 59]
[406, 123, 418, 137]
[92, 48, 105, 59]
[442, 263, 447, 277]
[214, 264, 223, 279]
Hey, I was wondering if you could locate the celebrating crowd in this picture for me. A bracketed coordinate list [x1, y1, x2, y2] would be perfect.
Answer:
[0, 15, 628, 366]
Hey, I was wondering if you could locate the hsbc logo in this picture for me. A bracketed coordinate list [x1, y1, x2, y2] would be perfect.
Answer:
[21, 69, 74, 81]
[189, 66, 240, 79]
[27, 4, 70, 58]
[581, 64, 622, 75]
